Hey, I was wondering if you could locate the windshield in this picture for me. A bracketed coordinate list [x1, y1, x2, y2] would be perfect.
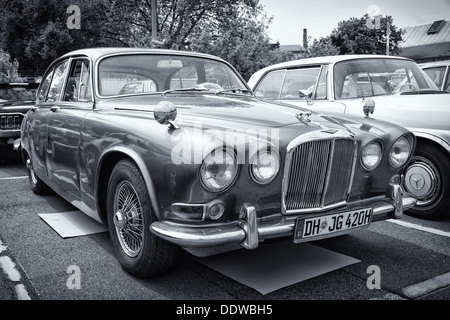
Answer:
[98, 54, 248, 97]
[333, 58, 439, 99]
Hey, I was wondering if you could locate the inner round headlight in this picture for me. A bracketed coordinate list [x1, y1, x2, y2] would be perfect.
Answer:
[390, 136, 411, 168]
[361, 142, 382, 170]
[200, 148, 238, 192]
[250, 149, 280, 184]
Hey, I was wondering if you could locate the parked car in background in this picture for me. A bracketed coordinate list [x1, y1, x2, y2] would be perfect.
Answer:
[19, 48, 417, 277]
[248, 55, 450, 220]
[0, 82, 38, 160]
[420, 60, 450, 92]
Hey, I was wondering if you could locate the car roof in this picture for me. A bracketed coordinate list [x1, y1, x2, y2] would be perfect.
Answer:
[419, 60, 450, 68]
[261, 54, 412, 69]
[58, 47, 227, 63]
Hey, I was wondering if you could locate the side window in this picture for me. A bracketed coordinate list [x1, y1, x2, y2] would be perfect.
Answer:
[423, 66, 446, 89]
[281, 68, 320, 100]
[254, 70, 285, 100]
[444, 67, 450, 92]
[314, 66, 328, 100]
[63, 59, 92, 102]
[46, 60, 69, 102]
[37, 69, 54, 103]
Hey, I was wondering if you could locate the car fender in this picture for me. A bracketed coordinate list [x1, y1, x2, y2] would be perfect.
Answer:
[413, 131, 450, 154]
[97, 145, 161, 219]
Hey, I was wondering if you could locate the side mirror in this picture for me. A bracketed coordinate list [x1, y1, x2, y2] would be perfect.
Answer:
[299, 89, 314, 105]
[154, 101, 179, 129]
[298, 89, 312, 99]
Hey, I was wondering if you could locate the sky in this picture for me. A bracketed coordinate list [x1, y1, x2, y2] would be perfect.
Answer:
[258, 0, 450, 44]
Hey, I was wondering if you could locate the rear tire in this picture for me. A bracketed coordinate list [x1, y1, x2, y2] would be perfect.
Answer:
[25, 153, 51, 195]
[106, 159, 177, 277]
[403, 143, 450, 219]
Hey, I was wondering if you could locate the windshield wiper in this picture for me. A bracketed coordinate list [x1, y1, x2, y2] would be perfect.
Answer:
[400, 89, 447, 95]
[215, 88, 253, 96]
[161, 87, 210, 96]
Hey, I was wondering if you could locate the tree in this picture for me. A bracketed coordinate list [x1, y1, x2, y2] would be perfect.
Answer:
[188, 1, 292, 80]
[330, 15, 403, 55]
[0, 0, 127, 75]
[0, 50, 22, 83]
[307, 37, 339, 58]
[0, 0, 289, 80]
[307, 14, 404, 57]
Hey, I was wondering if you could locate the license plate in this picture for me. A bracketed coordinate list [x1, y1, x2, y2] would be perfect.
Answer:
[294, 207, 373, 242]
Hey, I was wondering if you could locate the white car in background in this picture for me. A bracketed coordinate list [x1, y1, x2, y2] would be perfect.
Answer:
[248, 54, 450, 220]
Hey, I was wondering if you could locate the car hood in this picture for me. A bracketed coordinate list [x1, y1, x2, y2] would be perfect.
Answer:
[0, 100, 35, 113]
[341, 93, 450, 131]
[105, 94, 321, 129]
[101, 93, 408, 140]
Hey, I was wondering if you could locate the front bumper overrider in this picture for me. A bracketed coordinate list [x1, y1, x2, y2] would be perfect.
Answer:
[150, 182, 417, 250]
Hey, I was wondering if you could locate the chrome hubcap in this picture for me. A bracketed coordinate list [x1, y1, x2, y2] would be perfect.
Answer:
[113, 210, 126, 230]
[404, 157, 440, 207]
[113, 181, 143, 257]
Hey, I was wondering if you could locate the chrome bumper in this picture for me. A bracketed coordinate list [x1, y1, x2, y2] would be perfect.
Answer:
[150, 183, 417, 249]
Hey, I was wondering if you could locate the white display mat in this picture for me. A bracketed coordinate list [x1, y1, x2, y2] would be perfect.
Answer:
[38, 211, 107, 238]
[198, 240, 360, 295]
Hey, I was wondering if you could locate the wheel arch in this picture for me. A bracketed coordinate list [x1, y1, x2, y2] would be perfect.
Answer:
[404, 134, 450, 219]
[414, 132, 450, 155]
[96, 147, 160, 225]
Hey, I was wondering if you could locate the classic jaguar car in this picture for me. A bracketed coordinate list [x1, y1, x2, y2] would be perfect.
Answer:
[420, 60, 450, 92]
[249, 55, 450, 220]
[19, 48, 417, 277]
[0, 82, 38, 159]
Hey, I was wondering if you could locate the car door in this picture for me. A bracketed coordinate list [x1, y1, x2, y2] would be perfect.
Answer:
[29, 59, 69, 181]
[47, 58, 93, 199]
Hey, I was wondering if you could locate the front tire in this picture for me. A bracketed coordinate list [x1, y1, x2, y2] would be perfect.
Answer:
[106, 159, 177, 277]
[403, 143, 450, 219]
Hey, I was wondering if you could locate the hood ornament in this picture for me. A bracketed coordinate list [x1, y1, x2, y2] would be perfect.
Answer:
[363, 98, 375, 117]
[296, 111, 311, 123]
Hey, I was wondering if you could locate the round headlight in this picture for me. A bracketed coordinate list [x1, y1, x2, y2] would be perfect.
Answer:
[250, 149, 280, 184]
[390, 136, 411, 168]
[200, 148, 238, 192]
[361, 142, 382, 170]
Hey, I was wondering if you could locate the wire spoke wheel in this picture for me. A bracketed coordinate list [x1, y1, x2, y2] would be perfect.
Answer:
[107, 159, 177, 277]
[113, 180, 144, 257]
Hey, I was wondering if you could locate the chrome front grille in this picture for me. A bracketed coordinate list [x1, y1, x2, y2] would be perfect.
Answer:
[0, 115, 23, 130]
[282, 132, 356, 214]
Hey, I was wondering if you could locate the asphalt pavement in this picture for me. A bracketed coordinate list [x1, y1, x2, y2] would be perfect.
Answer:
[1, 153, 450, 305]
[0, 236, 36, 300]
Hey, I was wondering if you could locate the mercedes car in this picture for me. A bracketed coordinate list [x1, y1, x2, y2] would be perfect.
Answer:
[249, 55, 450, 220]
